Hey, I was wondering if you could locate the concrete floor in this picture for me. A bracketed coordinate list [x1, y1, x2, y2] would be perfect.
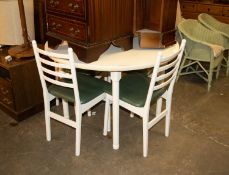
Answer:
[0, 74, 229, 175]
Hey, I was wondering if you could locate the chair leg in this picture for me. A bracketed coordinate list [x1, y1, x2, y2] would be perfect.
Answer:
[107, 103, 111, 132]
[143, 115, 149, 157]
[208, 67, 213, 92]
[216, 63, 221, 80]
[226, 54, 229, 76]
[75, 105, 82, 156]
[44, 99, 51, 141]
[185, 60, 192, 73]
[176, 57, 186, 81]
[63, 99, 69, 119]
[56, 98, 59, 106]
[165, 94, 172, 137]
[156, 97, 162, 117]
[103, 98, 110, 136]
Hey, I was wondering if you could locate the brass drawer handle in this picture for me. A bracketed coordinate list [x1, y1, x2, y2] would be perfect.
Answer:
[54, 0, 59, 6]
[49, 0, 59, 7]
[50, 22, 62, 30]
[0, 87, 9, 95]
[73, 4, 79, 9]
[68, 3, 73, 7]
[3, 98, 12, 105]
[50, 22, 56, 30]
[69, 3, 79, 11]
[75, 29, 80, 34]
[69, 28, 80, 35]
[56, 24, 62, 29]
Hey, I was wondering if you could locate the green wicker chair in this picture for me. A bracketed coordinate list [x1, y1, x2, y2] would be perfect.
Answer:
[198, 13, 229, 76]
[177, 19, 227, 91]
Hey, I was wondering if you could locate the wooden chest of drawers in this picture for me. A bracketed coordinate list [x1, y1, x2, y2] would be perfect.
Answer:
[135, 0, 178, 48]
[180, 0, 229, 24]
[197, 4, 223, 15]
[45, 0, 134, 63]
[0, 51, 43, 121]
[223, 6, 229, 17]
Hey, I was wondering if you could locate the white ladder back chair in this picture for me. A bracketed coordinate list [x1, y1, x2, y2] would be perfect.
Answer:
[104, 39, 186, 157]
[44, 41, 97, 118]
[32, 40, 107, 156]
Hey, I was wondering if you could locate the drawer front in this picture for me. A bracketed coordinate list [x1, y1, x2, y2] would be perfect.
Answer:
[47, 15, 87, 42]
[0, 66, 10, 79]
[223, 7, 229, 17]
[181, 2, 197, 12]
[0, 78, 14, 109]
[197, 4, 223, 15]
[47, 0, 85, 19]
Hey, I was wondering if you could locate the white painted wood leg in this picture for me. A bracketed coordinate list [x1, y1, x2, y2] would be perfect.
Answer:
[75, 105, 82, 156]
[156, 97, 162, 117]
[62, 99, 69, 119]
[111, 72, 121, 150]
[143, 115, 149, 157]
[44, 98, 51, 141]
[56, 98, 59, 106]
[107, 102, 111, 132]
[103, 98, 110, 136]
[165, 93, 172, 137]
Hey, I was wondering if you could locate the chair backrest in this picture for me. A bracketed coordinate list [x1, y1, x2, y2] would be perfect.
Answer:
[178, 19, 227, 53]
[178, 19, 214, 41]
[32, 40, 80, 106]
[145, 39, 186, 108]
[198, 13, 229, 38]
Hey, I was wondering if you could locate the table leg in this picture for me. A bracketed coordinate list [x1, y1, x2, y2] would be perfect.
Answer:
[110, 72, 121, 150]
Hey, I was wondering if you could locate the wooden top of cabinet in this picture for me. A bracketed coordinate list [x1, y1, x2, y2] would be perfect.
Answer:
[181, 0, 229, 6]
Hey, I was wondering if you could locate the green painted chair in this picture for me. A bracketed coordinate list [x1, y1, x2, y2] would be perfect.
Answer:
[177, 19, 227, 91]
[198, 13, 229, 76]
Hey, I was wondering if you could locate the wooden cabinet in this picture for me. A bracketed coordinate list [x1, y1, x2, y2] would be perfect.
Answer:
[0, 50, 43, 121]
[223, 6, 229, 17]
[34, 0, 47, 44]
[180, 0, 229, 24]
[135, 0, 178, 48]
[45, 0, 134, 63]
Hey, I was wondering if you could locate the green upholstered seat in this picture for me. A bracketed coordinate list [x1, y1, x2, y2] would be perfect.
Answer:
[104, 73, 166, 107]
[48, 73, 110, 104]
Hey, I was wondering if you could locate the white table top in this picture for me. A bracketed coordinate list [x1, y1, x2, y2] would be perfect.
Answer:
[47, 37, 180, 72]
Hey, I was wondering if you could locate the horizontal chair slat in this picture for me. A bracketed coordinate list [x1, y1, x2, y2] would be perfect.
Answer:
[44, 75, 74, 88]
[156, 67, 176, 82]
[39, 57, 71, 69]
[41, 66, 72, 79]
[37, 47, 69, 59]
[159, 58, 178, 72]
[154, 74, 175, 91]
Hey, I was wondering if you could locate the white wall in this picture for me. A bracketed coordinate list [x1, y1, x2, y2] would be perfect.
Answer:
[0, 0, 34, 45]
